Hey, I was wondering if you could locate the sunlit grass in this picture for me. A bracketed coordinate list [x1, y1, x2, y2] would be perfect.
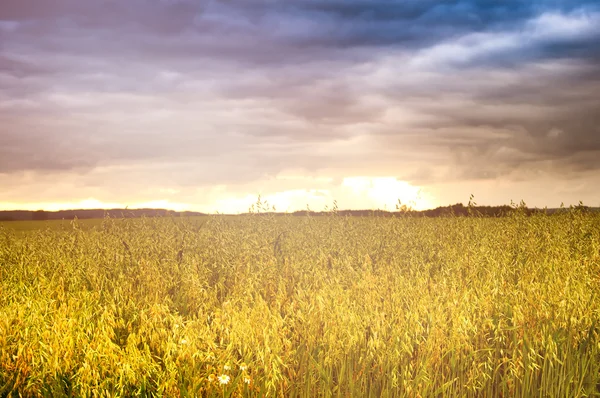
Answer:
[1, 203, 599, 396]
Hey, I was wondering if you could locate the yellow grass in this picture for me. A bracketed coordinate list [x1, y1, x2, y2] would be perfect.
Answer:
[1, 205, 599, 396]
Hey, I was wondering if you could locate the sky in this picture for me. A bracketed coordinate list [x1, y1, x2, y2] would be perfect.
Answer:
[1, 0, 599, 213]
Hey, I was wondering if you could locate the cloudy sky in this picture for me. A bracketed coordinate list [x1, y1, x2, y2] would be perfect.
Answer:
[1, 0, 599, 212]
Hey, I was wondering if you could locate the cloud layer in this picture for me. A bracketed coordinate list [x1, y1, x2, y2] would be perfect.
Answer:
[1, 0, 599, 210]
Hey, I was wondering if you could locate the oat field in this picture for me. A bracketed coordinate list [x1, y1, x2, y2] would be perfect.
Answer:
[1, 205, 600, 397]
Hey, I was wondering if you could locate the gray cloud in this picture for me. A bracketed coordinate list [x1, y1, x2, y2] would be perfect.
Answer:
[1, 0, 599, 207]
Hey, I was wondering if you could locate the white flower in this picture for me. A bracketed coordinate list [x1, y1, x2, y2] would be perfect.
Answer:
[239, 363, 248, 371]
[244, 376, 251, 384]
[218, 374, 231, 385]
[180, 339, 187, 345]
[224, 364, 231, 371]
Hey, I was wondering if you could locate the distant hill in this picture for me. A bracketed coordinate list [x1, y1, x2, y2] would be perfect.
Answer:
[1, 203, 597, 222]
[288, 204, 535, 217]
[255, 203, 598, 217]
[0, 208, 207, 222]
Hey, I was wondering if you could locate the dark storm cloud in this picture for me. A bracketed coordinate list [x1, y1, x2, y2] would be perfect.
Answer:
[397, 59, 600, 181]
[0, 0, 599, 186]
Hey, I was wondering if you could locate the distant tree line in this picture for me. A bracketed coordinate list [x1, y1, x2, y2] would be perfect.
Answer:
[287, 203, 515, 217]
[250, 203, 597, 217]
[0, 204, 596, 222]
[0, 209, 207, 222]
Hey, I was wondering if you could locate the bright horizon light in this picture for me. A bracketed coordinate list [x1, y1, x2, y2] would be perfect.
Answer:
[0, 177, 436, 213]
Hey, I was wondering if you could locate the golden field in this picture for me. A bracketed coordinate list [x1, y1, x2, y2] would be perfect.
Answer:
[1, 204, 599, 397]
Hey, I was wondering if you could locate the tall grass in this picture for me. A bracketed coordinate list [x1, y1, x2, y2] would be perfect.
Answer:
[1, 204, 599, 396]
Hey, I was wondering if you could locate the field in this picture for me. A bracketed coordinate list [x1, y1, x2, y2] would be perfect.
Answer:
[0, 219, 106, 234]
[1, 206, 600, 397]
